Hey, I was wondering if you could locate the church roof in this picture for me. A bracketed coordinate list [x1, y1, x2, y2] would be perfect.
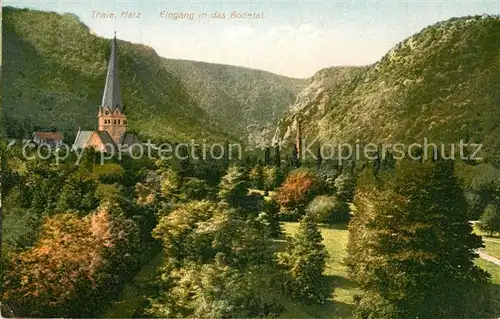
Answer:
[72, 130, 94, 150]
[120, 131, 140, 146]
[96, 130, 117, 150]
[101, 33, 123, 113]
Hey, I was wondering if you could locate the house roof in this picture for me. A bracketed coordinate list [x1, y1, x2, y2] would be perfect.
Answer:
[101, 34, 123, 113]
[33, 131, 63, 140]
[72, 130, 94, 150]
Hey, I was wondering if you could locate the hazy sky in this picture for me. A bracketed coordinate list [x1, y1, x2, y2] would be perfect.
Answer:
[3, 0, 500, 78]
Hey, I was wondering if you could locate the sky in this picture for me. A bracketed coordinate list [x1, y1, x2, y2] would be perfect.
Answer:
[3, 0, 500, 78]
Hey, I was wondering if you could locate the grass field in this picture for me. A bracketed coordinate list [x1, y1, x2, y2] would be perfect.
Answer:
[484, 241, 500, 259]
[282, 221, 500, 319]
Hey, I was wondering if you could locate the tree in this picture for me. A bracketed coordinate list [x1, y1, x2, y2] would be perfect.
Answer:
[2, 203, 141, 317]
[160, 167, 182, 199]
[149, 201, 284, 317]
[262, 199, 283, 238]
[273, 169, 322, 220]
[55, 172, 98, 215]
[249, 162, 265, 190]
[478, 204, 500, 235]
[347, 159, 490, 318]
[334, 171, 356, 202]
[316, 146, 322, 169]
[274, 144, 281, 168]
[278, 213, 329, 304]
[3, 213, 99, 317]
[291, 147, 300, 168]
[264, 147, 271, 165]
[147, 259, 283, 318]
[218, 165, 250, 208]
[263, 165, 277, 191]
[93, 163, 125, 184]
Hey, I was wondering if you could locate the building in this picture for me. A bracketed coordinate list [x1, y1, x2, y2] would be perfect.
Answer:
[32, 131, 64, 147]
[72, 33, 140, 152]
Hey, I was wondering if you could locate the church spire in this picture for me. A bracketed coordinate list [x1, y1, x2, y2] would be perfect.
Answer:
[101, 32, 123, 112]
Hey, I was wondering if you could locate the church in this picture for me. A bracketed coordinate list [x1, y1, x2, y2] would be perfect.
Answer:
[73, 33, 140, 153]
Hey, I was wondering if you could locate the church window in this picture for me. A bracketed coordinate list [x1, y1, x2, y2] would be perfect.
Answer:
[114, 120, 117, 124]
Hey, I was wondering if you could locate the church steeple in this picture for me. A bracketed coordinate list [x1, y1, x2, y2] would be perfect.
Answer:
[98, 32, 127, 145]
[101, 32, 123, 112]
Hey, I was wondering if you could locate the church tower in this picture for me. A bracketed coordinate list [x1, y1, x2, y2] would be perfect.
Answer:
[98, 33, 127, 145]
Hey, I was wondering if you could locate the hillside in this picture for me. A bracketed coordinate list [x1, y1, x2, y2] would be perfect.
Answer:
[2, 7, 306, 144]
[275, 15, 500, 164]
[162, 59, 306, 146]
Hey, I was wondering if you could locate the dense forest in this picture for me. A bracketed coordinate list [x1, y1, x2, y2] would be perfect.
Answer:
[3, 138, 500, 318]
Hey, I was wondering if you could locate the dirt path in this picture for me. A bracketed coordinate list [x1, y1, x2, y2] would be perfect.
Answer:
[478, 250, 500, 267]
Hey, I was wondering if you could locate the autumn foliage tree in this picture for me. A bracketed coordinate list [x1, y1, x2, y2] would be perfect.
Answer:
[273, 169, 323, 220]
[3, 203, 140, 317]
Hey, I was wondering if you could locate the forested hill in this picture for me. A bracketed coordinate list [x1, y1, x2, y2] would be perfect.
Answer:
[161, 59, 306, 146]
[275, 15, 500, 165]
[2, 7, 306, 144]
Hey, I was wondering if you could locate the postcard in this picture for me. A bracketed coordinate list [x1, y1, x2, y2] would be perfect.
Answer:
[1, 1, 500, 318]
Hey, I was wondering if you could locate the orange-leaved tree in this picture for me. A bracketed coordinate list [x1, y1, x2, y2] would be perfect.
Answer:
[273, 169, 323, 220]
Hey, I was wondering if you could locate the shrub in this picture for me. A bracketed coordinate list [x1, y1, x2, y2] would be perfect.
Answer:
[306, 195, 350, 223]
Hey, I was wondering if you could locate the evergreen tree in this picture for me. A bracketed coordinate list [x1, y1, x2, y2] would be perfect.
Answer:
[291, 147, 300, 168]
[274, 144, 281, 168]
[478, 203, 500, 235]
[249, 161, 265, 190]
[218, 165, 249, 208]
[278, 213, 329, 304]
[316, 146, 322, 169]
[347, 159, 490, 318]
[264, 147, 271, 165]
[334, 171, 356, 203]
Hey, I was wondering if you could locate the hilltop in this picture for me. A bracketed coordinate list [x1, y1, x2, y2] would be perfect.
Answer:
[276, 15, 500, 164]
[2, 7, 306, 144]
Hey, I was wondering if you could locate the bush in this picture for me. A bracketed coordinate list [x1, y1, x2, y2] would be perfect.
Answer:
[306, 195, 350, 223]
